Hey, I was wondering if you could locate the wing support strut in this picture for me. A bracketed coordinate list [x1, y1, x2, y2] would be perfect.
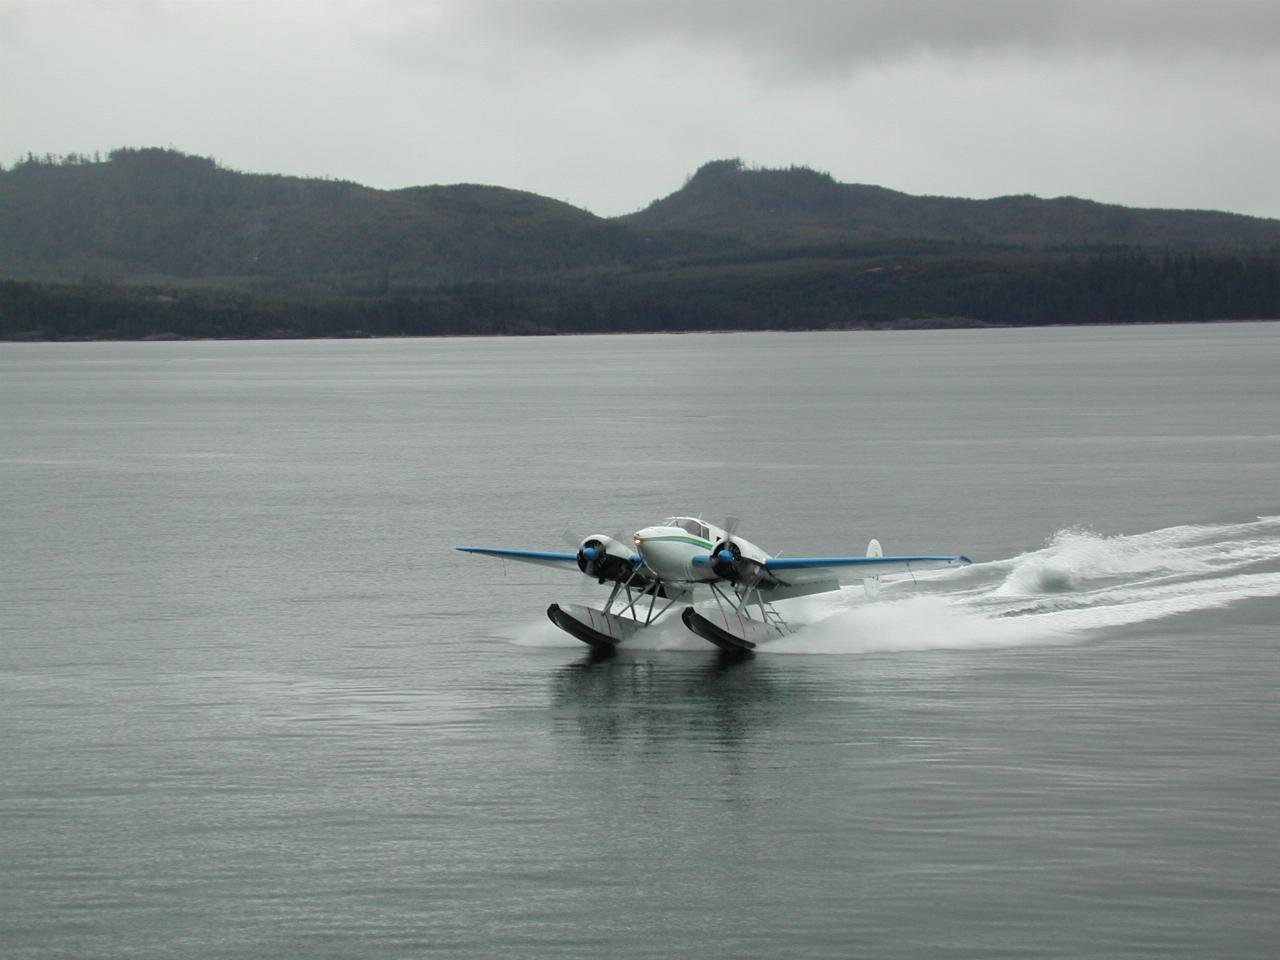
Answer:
[684, 579, 792, 653]
[608, 567, 681, 627]
[548, 567, 684, 649]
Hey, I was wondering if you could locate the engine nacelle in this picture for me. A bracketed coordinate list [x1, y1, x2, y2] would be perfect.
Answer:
[576, 535, 638, 584]
[708, 537, 777, 587]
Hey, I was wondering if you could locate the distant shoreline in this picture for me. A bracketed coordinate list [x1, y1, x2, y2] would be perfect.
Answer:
[6, 316, 1276, 343]
[5, 151, 1279, 342]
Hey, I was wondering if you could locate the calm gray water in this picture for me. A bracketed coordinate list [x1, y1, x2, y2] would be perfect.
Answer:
[2, 325, 1279, 958]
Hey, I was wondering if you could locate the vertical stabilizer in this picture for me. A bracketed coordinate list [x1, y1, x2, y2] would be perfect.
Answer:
[864, 538, 883, 598]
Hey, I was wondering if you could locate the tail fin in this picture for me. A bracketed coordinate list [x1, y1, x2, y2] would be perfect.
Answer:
[864, 538, 882, 598]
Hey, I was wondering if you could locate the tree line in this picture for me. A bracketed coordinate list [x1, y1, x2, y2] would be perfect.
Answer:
[2, 249, 1277, 340]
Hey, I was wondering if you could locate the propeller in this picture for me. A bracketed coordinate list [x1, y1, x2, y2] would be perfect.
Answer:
[563, 525, 628, 549]
[709, 539, 741, 580]
[722, 515, 740, 542]
[710, 515, 742, 573]
[708, 516, 773, 589]
[565, 526, 634, 582]
[576, 537, 608, 577]
[562, 528, 602, 572]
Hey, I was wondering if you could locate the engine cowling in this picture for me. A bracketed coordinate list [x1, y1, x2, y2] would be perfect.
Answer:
[576, 535, 637, 584]
[709, 538, 776, 587]
[709, 540, 742, 580]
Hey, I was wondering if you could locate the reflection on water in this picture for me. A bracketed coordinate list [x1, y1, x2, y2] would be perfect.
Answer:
[549, 648, 818, 750]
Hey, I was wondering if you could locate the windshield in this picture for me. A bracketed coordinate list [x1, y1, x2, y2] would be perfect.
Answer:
[661, 517, 709, 539]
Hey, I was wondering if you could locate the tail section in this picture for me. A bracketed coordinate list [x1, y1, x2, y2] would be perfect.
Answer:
[864, 538, 882, 598]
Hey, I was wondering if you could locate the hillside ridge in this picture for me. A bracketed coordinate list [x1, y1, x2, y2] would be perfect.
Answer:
[624, 158, 1280, 249]
[2, 149, 1278, 339]
[4, 149, 1279, 293]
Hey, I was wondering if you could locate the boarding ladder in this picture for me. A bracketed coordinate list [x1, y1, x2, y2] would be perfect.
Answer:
[757, 599, 792, 637]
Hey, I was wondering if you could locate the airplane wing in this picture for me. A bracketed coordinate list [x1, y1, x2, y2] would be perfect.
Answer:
[750, 552, 970, 601]
[455, 546, 580, 570]
[765, 553, 970, 582]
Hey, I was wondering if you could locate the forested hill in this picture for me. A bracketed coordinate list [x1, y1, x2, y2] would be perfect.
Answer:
[6, 150, 1280, 291]
[0, 148, 722, 289]
[624, 159, 1280, 249]
[2, 149, 1279, 339]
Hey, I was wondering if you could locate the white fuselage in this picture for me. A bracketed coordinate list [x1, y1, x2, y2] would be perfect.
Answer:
[632, 517, 768, 584]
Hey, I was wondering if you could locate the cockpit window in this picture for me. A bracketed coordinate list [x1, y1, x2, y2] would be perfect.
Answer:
[673, 518, 702, 536]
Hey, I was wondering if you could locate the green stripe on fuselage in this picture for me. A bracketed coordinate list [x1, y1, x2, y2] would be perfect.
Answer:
[642, 535, 714, 549]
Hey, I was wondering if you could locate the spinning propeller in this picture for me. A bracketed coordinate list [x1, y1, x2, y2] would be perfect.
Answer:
[563, 526, 635, 582]
[710, 515, 740, 561]
[709, 515, 766, 584]
[576, 538, 608, 577]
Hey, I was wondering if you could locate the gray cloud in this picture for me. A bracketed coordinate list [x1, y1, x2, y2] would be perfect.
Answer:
[2, 0, 1279, 218]
[450, 0, 1280, 71]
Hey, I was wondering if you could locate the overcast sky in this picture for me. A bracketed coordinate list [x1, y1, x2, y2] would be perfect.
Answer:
[3, 0, 1279, 217]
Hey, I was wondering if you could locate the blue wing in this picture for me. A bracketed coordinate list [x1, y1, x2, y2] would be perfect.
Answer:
[456, 546, 580, 570]
[765, 554, 971, 578]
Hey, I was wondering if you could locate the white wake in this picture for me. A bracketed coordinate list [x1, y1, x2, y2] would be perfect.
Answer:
[510, 517, 1280, 655]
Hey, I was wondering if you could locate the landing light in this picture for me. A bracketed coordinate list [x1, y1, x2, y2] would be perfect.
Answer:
[634, 536, 644, 545]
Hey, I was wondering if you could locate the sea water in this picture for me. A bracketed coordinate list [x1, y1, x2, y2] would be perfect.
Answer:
[2, 324, 1278, 957]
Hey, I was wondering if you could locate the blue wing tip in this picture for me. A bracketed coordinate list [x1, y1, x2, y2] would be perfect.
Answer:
[455, 546, 579, 562]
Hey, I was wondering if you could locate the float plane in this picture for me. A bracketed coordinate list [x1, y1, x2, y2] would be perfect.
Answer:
[457, 517, 970, 653]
